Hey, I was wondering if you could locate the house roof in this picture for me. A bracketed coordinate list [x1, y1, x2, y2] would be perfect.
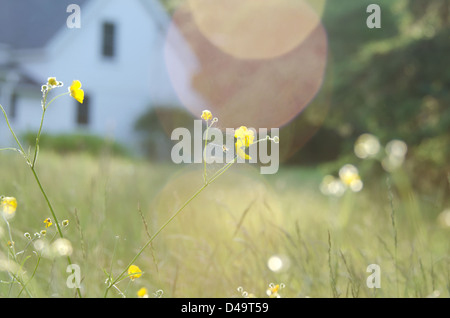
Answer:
[0, 0, 172, 50]
[0, 0, 173, 92]
[0, 0, 88, 50]
[0, 63, 40, 87]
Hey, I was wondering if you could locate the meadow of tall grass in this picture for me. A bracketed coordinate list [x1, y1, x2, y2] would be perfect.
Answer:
[1, 148, 448, 298]
[0, 79, 449, 299]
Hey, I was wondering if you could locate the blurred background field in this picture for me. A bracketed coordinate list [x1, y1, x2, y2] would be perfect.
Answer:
[0, 148, 448, 297]
[1, 0, 449, 298]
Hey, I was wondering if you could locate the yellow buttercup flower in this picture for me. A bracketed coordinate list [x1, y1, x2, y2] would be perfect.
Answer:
[128, 265, 143, 280]
[201, 110, 213, 121]
[69, 80, 84, 104]
[266, 283, 284, 298]
[235, 139, 251, 160]
[235, 126, 255, 147]
[235, 126, 254, 160]
[269, 284, 279, 294]
[47, 77, 58, 86]
[137, 287, 148, 298]
[44, 218, 53, 228]
[1, 197, 17, 215]
[47, 77, 63, 88]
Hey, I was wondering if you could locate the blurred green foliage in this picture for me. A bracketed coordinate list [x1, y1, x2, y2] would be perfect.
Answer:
[134, 106, 196, 160]
[322, 0, 449, 145]
[22, 132, 130, 157]
[154, 0, 449, 193]
[283, 0, 449, 194]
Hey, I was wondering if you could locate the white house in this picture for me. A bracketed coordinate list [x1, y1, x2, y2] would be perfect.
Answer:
[0, 0, 182, 152]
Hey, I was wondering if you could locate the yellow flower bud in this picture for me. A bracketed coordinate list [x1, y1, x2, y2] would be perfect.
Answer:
[69, 80, 84, 104]
[44, 218, 53, 228]
[1, 197, 17, 215]
[201, 110, 213, 121]
[128, 265, 143, 280]
[137, 287, 148, 298]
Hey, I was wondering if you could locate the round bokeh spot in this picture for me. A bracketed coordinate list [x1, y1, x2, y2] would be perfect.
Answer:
[187, 0, 327, 60]
[164, 0, 329, 130]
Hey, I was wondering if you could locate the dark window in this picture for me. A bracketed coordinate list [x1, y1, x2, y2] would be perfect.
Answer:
[10, 92, 17, 119]
[102, 22, 115, 57]
[76, 94, 89, 125]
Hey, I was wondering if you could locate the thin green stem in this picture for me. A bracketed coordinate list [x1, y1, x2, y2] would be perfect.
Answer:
[104, 155, 238, 297]
[0, 104, 29, 163]
[123, 279, 133, 298]
[105, 236, 120, 287]
[2, 215, 33, 297]
[387, 176, 399, 298]
[32, 108, 46, 167]
[8, 271, 32, 298]
[105, 182, 210, 297]
[203, 124, 210, 184]
[30, 167, 64, 238]
[112, 284, 126, 298]
[2, 90, 81, 297]
[32, 92, 68, 167]
[0, 147, 20, 152]
[3, 217, 24, 297]
[18, 253, 41, 297]
[207, 156, 237, 184]
[30, 162, 82, 298]
[45, 92, 69, 110]
[2, 215, 17, 263]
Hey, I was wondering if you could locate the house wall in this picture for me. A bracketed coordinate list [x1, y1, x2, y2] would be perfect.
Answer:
[2, 0, 180, 151]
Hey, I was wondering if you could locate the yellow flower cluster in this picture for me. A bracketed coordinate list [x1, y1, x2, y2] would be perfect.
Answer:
[44, 217, 53, 228]
[40, 78, 84, 104]
[47, 77, 63, 88]
[266, 283, 285, 298]
[201, 110, 213, 121]
[1, 196, 17, 216]
[235, 126, 255, 160]
[200, 110, 277, 161]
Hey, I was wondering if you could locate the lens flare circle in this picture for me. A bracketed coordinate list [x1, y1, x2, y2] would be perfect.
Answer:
[187, 0, 326, 60]
[164, 1, 329, 130]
